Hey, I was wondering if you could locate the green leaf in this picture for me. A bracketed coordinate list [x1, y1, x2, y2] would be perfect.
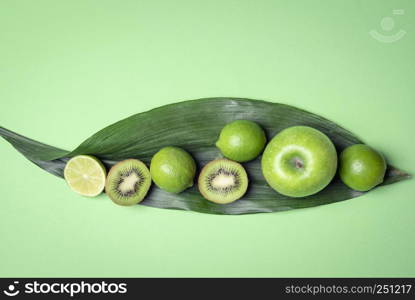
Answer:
[0, 98, 410, 214]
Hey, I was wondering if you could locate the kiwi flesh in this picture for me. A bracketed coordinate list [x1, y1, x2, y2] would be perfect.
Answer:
[105, 159, 151, 206]
[198, 159, 248, 204]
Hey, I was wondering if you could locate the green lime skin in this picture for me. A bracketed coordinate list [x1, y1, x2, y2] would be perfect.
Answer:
[216, 120, 266, 162]
[339, 144, 386, 192]
[261, 126, 338, 197]
[150, 146, 196, 194]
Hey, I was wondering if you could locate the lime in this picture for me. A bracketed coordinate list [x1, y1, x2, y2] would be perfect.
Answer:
[64, 155, 107, 197]
[339, 144, 386, 191]
[150, 146, 196, 193]
[216, 120, 266, 162]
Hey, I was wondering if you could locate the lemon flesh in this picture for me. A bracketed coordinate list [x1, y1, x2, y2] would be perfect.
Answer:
[64, 155, 106, 197]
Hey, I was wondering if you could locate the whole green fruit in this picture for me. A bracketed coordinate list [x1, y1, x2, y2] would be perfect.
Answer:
[150, 146, 196, 193]
[339, 144, 386, 192]
[216, 120, 266, 162]
[261, 126, 337, 197]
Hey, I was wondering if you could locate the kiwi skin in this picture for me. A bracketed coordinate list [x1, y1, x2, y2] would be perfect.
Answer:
[198, 159, 248, 204]
[105, 159, 152, 206]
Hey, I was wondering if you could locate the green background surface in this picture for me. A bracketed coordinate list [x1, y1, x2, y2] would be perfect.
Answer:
[0, 0, 414, 277]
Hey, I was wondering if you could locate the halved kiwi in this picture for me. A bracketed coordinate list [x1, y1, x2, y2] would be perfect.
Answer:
[198, 159, 248, 204]
[105, 159, 151, 206]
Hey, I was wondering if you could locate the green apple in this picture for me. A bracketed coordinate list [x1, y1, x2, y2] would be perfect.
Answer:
[261, 126, 337, 197]
[216, 120, 266, 162]
[339, 144, 386, 191]
[150, 146, 196, 193]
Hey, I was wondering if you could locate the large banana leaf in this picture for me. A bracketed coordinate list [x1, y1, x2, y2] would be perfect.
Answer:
[0, 98, 410, 214]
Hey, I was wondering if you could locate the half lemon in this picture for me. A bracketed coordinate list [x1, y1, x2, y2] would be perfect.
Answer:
[64, 155, 106, 197]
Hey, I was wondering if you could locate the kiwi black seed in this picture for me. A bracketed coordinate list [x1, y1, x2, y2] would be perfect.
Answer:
[105, 159, 151, 206]
[198, 159, 248, 204]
